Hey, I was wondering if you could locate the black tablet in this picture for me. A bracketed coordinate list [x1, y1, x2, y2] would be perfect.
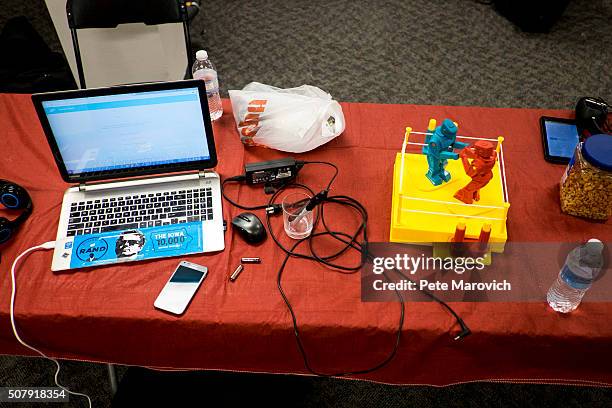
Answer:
[540, 116, 579, 164]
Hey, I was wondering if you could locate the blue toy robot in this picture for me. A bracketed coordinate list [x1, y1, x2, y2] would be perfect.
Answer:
[422, 119, 468, 186]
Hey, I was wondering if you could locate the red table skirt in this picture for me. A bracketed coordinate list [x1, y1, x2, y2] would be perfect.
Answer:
[0, 95, 610, 386]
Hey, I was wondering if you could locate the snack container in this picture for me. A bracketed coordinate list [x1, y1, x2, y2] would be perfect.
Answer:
[560, 134, 612, 220]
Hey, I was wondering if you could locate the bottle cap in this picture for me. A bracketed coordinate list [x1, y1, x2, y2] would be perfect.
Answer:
[582, 134, 612, 172]
[585, 238, 604, 255]
[196, 50, 208, 61]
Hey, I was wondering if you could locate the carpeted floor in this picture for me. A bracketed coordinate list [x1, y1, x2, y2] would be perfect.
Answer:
[1, 0, 611, 407]
[191, 0, 612, 108]
[1, 0, 610, 107]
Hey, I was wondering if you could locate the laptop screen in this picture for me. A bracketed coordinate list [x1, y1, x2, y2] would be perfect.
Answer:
[32, 81, 217, 182]
[41, 87, 210, 175]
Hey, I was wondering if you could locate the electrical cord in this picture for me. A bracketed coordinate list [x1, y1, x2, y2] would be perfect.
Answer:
[275, 233, 405, 376]
[302, 160, 339, 190]
[10, 242, 92, 408]
[221, 160, 471, 376]
[221, 176, 270, 212]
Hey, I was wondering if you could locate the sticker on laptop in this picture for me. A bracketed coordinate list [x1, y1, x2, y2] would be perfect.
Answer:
[69, 221, 203, 269]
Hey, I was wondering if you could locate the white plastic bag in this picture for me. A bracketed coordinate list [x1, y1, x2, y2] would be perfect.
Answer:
[229, 82, 345, 153]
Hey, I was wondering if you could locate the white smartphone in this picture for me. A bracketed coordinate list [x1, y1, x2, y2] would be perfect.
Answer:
[154, 261, 208, 315]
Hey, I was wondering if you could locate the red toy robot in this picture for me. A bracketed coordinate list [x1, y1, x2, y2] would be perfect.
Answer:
[454, 141, 497, 204]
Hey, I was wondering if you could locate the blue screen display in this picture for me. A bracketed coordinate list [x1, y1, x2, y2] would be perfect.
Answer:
[544, 121, 579, 159]
[170, 265, 205, 283]
[42, 88, 210, 175]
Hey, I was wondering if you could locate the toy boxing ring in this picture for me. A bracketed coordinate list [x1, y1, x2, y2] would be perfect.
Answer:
[390, 119, 510, 253]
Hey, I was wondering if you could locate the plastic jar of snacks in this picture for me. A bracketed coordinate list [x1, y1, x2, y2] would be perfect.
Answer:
[560, 134, 612, 220]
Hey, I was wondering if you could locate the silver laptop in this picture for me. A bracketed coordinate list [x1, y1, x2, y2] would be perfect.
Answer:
[32, 80, 225, 271]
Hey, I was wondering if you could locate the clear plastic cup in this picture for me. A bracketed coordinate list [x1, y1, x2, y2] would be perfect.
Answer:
[282, 192, 314, 239]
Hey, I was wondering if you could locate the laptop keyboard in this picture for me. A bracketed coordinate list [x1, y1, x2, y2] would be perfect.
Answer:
[66, 188, 214, 236]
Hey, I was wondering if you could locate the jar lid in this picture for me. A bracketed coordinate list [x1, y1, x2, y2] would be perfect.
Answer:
[583, 134, 612, 172]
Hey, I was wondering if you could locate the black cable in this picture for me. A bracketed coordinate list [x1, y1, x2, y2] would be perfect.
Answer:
[269, 183, 405, 375]
[311, 196, 470, 337]
[298, 160, 339, 190]
[224, 167, 405, 375]
[311, 194, 470, 338]
[221, 160, 470, 376]
[275, 229, 405, 376]
[221, 176, 270, 211]
[386, 267, 471, 340]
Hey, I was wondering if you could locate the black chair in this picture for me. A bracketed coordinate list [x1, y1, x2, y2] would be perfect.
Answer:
[66, 0, 195, 88]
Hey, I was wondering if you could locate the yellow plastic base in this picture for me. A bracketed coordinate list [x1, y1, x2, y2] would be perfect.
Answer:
[390, 152, 509, 252]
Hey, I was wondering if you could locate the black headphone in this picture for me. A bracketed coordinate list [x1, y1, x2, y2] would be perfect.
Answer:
[0, 180, 32, 245]
[576, 97, 611, 138]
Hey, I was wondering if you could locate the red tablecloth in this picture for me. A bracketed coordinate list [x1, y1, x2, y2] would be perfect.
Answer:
[0, 95, 610, 386]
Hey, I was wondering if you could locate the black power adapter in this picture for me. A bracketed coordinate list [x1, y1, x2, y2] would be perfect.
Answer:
[244, 158, 304, 185]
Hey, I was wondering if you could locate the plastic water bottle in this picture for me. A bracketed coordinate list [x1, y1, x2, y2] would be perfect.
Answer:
[546, 239, 604, 313]
[192, 50, 223, 121]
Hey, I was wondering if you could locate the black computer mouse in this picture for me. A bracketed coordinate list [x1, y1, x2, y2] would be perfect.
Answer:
[231, 212, 267, 244]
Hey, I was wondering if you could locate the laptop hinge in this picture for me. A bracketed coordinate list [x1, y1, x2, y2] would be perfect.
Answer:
[75, 171, 206, 193]
[198, 170, 216, 178]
